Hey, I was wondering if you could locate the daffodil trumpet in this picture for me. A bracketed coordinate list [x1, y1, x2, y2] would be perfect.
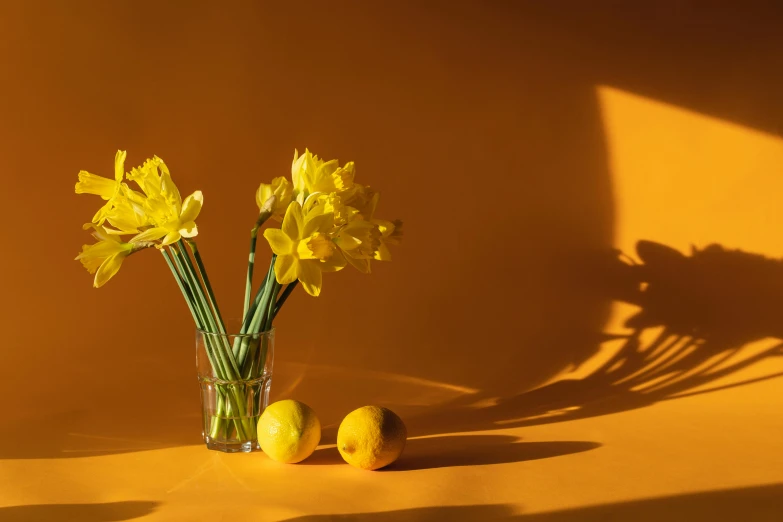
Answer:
[75, 149, 402, 447]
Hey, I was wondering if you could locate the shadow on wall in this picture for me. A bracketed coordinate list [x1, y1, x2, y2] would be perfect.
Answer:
[0, 501, 159, 522]
[399, 241, 783, 437]
[279, 483, 783, 522]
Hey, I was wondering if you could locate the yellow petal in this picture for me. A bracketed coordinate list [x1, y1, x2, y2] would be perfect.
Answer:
[282, 201, 304, 240]
[179, 222, 198, 238]
[291, 149, 307, 193]
[75, 172, 117, 199]
[300, 151, 319, 192]
[309, 159, 339, 193]
[303, 211, 334, 237]
[89, 224, 122, 243]
[302, 233, 336, 260]
[180, 191, 203, 223]
[297, 260, 323, 296]
[130, 227, 167, 243]
[127, 157, 163, 198]
[88, 200, 114, 225]
[159, 162, 182, 214]
[114, 150, 127, 182]
[264, 228, 293, 255]
[160, 230, 181, 246]
[94, 252, 128, 288]
[320, 248, 347, 272]
[344, 254, 371, 274]
[333, 161, 355, 191]
[274, 255, 298, 284]
[77, 251, 103, 273]
[75, 240, 126, 261]
[256, 183, 273, 212]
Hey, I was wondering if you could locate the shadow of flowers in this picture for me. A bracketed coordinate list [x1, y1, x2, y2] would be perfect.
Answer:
[404, 240, 783, 435]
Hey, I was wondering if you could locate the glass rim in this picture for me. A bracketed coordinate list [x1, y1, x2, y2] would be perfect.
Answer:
[196, 326, 275, 338]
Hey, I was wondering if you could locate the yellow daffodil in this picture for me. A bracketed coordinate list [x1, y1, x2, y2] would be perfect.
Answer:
[103, 185, 151, 234]
[308, 160, 355, 194]
[126, 156, 166, 198]
[256, 176, 292, 221]
[303, 192, 358, 226]
[75, 225, 140, 287]
[263, 201, 343, 296]
[291, 148, 322, 195]
[74, 150, 127, 225]
[129, 191, 203, 246]
[291, 149, 356, 199]
[125, 158, 203, 246]
[333, 219, 382, 273]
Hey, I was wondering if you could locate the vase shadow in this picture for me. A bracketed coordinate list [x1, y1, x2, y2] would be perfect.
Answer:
[0, 501, 159, 522]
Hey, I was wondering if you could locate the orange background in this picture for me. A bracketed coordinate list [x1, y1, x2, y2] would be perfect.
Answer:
[1, 1, 783, 520]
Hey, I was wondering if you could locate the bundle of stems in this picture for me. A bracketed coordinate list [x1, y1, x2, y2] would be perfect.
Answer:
[160, 197, 295, 441]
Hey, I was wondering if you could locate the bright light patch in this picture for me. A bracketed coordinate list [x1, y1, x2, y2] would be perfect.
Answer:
[598, 85, 783, 257]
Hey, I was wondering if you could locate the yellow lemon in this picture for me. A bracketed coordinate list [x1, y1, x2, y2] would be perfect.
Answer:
[337, 406, 407, 470]
[257, 400, 321, 463]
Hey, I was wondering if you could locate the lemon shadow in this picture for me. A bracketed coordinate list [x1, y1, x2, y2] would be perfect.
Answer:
[301, 435, 600, 470]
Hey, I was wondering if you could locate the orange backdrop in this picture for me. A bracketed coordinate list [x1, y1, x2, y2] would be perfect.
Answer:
[1, 2, 782, 521]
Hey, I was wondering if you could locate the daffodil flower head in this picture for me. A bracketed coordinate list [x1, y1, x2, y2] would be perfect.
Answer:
[74, 150, 127, 225]
[291, 149, 321, 196]
[124, 158, 203, 247]
[303, 192, 358, 226]
[291, 149, 356, 201]
[333, 219, 382, 273]
[256, 176, 293, 221]
[263, 201, 344, 296]
[75, 225, 135, 288]
[103, 185, 152, 235]
[126, 156, 166, 199]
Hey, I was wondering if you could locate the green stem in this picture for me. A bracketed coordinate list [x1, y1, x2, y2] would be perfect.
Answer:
[209, 391, 228, 440]
[187, 240, 227, 335]
[161, 249, 202, 329]
[244, 205, 276, 319]
[164, 249, 237, 441]
[172, 243, 251, 440]
[238, 257, 276, 367]
[262, 280, 281, 333]
[245, 278, 280, 380]
[242, 277, 281, 379]
[244, 236, 256, 320]
[175, 241, 241, 380]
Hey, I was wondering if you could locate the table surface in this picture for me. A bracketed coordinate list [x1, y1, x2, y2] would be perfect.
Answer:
[2, 319, 782, 521]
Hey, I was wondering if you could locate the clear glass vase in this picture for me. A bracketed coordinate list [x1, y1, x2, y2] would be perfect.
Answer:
[196, 326, 274, 453]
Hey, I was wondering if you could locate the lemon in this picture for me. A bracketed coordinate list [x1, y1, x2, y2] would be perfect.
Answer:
[337, 406, 407, 470]
[257, 400, 321, 463]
